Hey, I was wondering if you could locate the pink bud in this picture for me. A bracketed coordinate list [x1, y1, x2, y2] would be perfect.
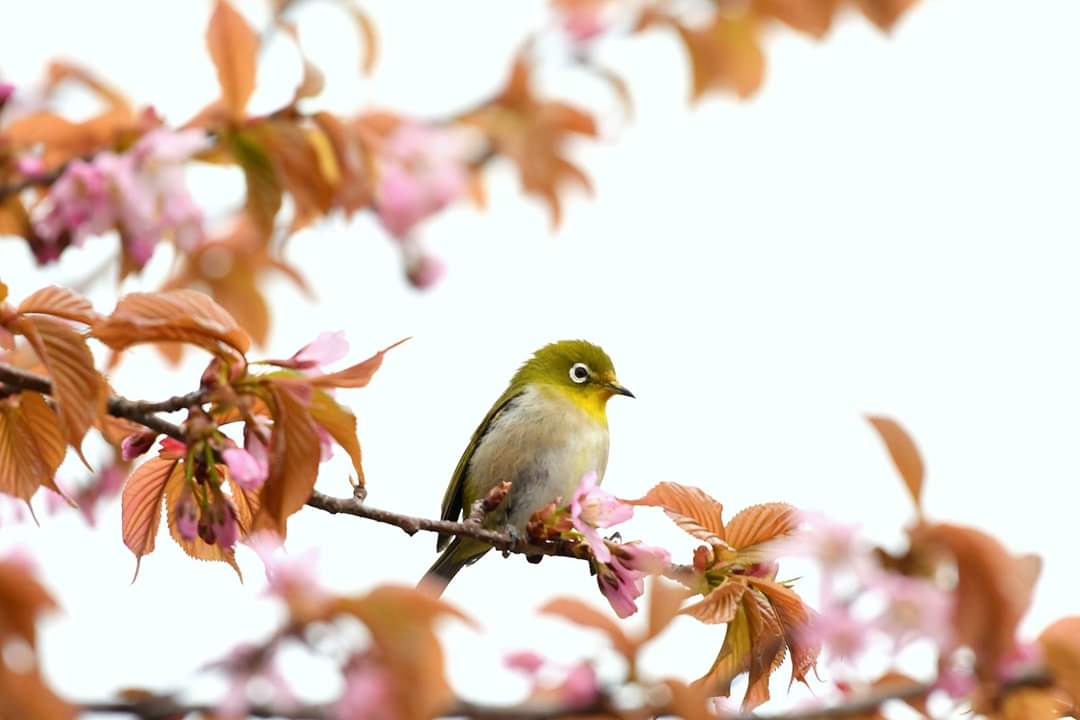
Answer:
[505, 650, 546, 675]
[223, 447, 268, 491]
[121, 431, 159, 461]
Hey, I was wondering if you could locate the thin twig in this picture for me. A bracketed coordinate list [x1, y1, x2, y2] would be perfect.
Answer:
[69, 667, 1060, 719]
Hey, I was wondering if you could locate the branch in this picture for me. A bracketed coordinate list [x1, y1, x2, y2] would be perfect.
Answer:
[70, 668, 1059, 719]
[0, 363, 200, 440]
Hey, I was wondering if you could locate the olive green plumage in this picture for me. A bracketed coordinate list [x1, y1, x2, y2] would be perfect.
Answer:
[422, 340, 633, 593]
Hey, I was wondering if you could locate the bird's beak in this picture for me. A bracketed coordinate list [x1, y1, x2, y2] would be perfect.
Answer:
[606, 381, 635, 398]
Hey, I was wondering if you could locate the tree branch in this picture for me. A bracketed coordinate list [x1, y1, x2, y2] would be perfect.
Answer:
[70, 667, 1059, 719]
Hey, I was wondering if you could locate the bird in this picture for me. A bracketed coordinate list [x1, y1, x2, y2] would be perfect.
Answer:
[421, 340, 634, 594]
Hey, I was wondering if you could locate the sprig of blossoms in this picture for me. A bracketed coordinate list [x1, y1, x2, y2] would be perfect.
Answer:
[32, 128, 209, 267]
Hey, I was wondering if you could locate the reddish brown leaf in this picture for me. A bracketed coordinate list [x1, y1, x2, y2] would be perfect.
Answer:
[0, 281, 7, 304]
[625, 481, 728, 545]
[682, 579, 747, 625]
[249, 120, 338, 232]
[17, 286, 98, 325]
[740, 588, 787, 709]
[253, 384, 320, 537]
[855, 0, 920, 31]
[539, 597, 635, 660]
[0, 556, 58, 648]
[2, 109, 135, 167]
[676, 12, 765, 100]
[647, 577, 691, 641]
[754, 0, 841, 37]
[996, 688, 1064, 720]
[867, 415, 924, 510]
[0, 392, 68, 502]
[312, 112, 373, 215]
[725, 502, 799, 553]
[164, 470, 241, 578]
[92, 289, 251, 359]
[0, 665, 74, 720]
[662, 679, 715, 720]
[121, 457, 178, 578]
[695, 604, 750, 697]
[748, 577, 818, 686]
[332, 586, 471, 720]
[910, 522, 1039, 680]
[308, 389, 364, 487]
[19, 315, 105, 455]
[1040, 617, 1080, 706]
[206, 0, 259, 119]
[228, 475, 260, 534]
[311, 338, 407, 389]
[350, 5, 379, 75]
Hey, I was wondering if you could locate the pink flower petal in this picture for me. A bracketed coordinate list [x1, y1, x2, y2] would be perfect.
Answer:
[223, 447, 268, 491]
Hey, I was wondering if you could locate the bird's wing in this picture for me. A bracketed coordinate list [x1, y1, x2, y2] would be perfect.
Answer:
[437, 387, 522, 551]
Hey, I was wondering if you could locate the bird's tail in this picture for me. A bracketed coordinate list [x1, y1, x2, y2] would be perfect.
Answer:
[419, 537, 491, 596]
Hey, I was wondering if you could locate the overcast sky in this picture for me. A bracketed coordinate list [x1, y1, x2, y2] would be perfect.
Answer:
[2, 0, 1080, 716]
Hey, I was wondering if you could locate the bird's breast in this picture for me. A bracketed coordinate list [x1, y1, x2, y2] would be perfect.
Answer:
[465, 384, 610, 528]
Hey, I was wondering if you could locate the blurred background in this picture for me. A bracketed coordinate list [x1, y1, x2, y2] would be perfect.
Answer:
[1, 0, 1080, 714]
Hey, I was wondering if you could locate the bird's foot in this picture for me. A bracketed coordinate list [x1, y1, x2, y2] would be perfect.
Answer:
[500, 525, 527, 556]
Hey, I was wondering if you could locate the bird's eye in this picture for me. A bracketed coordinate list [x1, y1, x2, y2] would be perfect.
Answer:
[569, 363, 590, 384]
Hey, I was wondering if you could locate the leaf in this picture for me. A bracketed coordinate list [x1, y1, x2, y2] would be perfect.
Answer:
[725, 503, 800, 554]
[910, 522, 1039, 680]
[311, 112, 373, 215]
[682, 579, 747, 625]
[462, 58, 596, 227]
[539, 597, 635, 660]
[206, 0, 259, 119]
[662, 680, 715, 720]
[250, 120, 337, 233]
[753, 0, 841, 38]
[163, 469, 242, 578]
[1039, 617, 1080, 705]
[332, 586, 471, 720]
[997, 688, 1065, 720]
[227, 130, 284, 236]
[855, 0, 920, 31]
[227, 475, 261, 535]
[867, 415, 924, 510]
[17, 286, 98, 325]
[0, 664, 74, 720]
[308, 389, 364, 486]
[121, 457, 177, 578]
[647, 577, 691, 641]
[19, 315, 105, 455]
[92, 289, 251, 359]
[0, 392, 69, 502]
[739, 588, 787, 709]
[253, 384, 320, 537]
[0, 556, 58, 648]
[311, 338, 407, 389]
[625, 481, 728, 545]
[676, 12, 765, 101]
[350, 4, 379, 75]
[695, 605, 750, 697]
[748, 577, 818, 687]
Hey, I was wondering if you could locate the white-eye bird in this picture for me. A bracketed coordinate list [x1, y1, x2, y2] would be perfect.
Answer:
[422, 340, 634, 593]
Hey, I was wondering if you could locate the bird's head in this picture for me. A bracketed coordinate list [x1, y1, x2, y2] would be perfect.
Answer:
[513, 340, 633, 420]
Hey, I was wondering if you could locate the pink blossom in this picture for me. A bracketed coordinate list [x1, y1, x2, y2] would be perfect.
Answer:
[288, 330, 349, 372]
[997, 640, 1043, 681]
[934, 665, 976, 700]
[333, 656, 395, 720]
[212, 643, 296, 719]
[208, 499, 239, 550]
[405, 250, 446, 290]
[554, 1, 611, 43]
[873, 574, 953, 650]
[0, 82, 13, 106]
[74, 465, 127, 526]
[558, 662, 599, 709]
[570, 471, 632, 563]
[174, 492, 198, 541]
[505, 650, 546, 675]
[121, 431, 159, 461]
[247, 531, 324, 603]
[32, 128, 208, 267]
[374, 122, 469, 239]
[799, 602, 872, 665]
[223, 447, 268, 491]
[16, 155, 46, 178]
[596, 543, 670, 619]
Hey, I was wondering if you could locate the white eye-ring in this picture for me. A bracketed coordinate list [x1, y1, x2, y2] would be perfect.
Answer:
[569, 362, 590, 384]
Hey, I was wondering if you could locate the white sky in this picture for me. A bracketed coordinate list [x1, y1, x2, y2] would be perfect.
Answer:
[2, 0, 1080, 716]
